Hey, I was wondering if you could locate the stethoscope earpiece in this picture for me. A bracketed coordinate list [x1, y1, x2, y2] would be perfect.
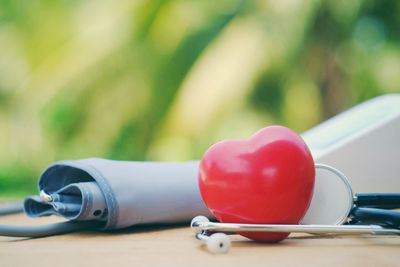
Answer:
[191, 216, 231, 254]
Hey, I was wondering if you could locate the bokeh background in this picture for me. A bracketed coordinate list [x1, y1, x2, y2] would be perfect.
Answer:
[0, 0, 399, 197]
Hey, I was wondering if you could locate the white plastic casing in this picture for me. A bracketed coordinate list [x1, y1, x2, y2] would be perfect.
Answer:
[302, 94, 400, 193]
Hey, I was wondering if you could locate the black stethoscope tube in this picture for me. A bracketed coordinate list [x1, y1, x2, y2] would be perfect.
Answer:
[354, 193, 400, 209]
[349, 193, 400, 228]
[350, 207, 400, 229]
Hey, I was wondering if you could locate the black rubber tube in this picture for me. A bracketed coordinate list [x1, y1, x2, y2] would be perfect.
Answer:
[0, 221, 103, 238]
[0, 202, 24, 215]
[351, 207, 400, 229]
[354, 194, 400, 209]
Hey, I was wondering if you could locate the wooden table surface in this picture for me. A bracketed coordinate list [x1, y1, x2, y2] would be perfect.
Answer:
[1, 212, 399, 267]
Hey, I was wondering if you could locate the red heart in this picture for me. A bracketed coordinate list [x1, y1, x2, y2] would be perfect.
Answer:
[199, 126, 315, 242]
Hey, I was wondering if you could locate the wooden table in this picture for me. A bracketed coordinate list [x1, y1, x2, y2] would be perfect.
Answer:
[1, 213, 399, 267]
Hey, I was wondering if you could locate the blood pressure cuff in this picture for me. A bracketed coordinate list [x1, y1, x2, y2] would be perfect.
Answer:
[24, 158, 212, 230]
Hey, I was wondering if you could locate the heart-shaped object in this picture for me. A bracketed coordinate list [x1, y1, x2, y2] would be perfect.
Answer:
[199, 126, 315, 242]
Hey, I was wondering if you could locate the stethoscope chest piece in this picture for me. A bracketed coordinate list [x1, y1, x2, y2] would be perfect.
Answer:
[301, 164, 353, 225]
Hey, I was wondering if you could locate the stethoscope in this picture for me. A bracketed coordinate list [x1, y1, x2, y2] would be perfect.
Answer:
[191, 164, 400, 253]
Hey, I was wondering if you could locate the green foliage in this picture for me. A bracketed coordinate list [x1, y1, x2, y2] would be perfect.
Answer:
[0, 0, 399, 196]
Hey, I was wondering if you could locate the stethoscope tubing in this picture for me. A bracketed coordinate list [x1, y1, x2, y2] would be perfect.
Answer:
[350, 207, 400, 229]
[354, 193, 400, 209]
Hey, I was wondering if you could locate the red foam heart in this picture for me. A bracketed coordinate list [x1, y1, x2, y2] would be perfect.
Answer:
[199, 126, 315, 242]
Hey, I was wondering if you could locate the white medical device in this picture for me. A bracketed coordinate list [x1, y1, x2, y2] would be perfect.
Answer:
[302, 94, 400, 193]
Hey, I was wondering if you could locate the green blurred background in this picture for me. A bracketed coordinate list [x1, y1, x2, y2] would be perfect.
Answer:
[0, 0, 399, 197]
